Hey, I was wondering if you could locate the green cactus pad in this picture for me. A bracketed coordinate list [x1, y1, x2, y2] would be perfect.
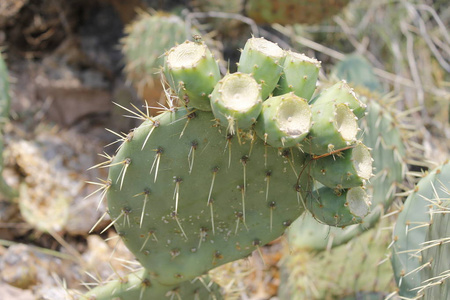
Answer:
[237, 37, 286, 99]
[164, 40, 221, 111]
[391, 161, 450, 299]
[274, 51, 321, 100]
[106, 107, 308, 285]
[255, 93, 312, 148]
[310, 143, 373, 189]
[306, 186, 371, 227]
[301, 102, 359, 155]
[310, 80, 366, 119]
[84, 268, 223, 300]
[210, 72, 262, 134]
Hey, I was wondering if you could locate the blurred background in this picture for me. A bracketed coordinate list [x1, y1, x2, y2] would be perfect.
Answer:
[0, 0, 448, 299]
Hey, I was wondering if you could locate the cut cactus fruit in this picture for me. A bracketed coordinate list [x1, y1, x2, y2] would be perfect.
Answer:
[164, 40, 221, 111]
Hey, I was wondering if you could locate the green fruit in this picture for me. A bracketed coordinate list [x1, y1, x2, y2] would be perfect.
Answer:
[302, 102, 359, 155]
[274, 51, 321, 100]
[255, 93, 312, 148]
[164, 40, 221, 111]
[210, 72, 262, 134]
[237, 37, 286, 99]
[306, 186, 371, 227]
[310, 142, 373, 189]
[311, 80, 367, 119]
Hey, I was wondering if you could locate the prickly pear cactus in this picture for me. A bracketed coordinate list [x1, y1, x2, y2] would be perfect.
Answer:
[121, 11, 187, 102]
[88, 38, 376, 298]
[246, 0, 350, 25]
[391, 161, 450, 299]
[0, 52, 18, 200]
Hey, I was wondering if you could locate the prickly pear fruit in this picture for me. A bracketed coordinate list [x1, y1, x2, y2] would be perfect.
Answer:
[284, 55, 407, 251]
[306, 186, 371, 227]
[302, 102, 359, 155]
[237, 37, 286, 99]
[311, 80, 367, 119]
[210, 72, 262, 134]
[274, 51, 321, 100]
[164, 40, 221, 111]
[310, 142, 373, 189]
[255, 93, 312, 148]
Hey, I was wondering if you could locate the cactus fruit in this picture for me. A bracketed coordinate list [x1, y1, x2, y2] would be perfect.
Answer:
[122, 11, 187, 104]
[164, 40, 221, 111]
[306, 186, 371, 227]
[310, 142, 373, 190]
[302, 102, 359, 156]
[284, 54, 408, 251]
[391, 161, 450, 299]
[255, 93, 312, 148]
[246, 0, 350, 25]
[311, 80, 367, 119]
[0, 52, 18, 200]
[274, 51, 321, 100]
[84, 268, 223, 300]
[237, 37, 286, 99]
[88, 39, 379, 298]
[210, 72, 262, 134]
